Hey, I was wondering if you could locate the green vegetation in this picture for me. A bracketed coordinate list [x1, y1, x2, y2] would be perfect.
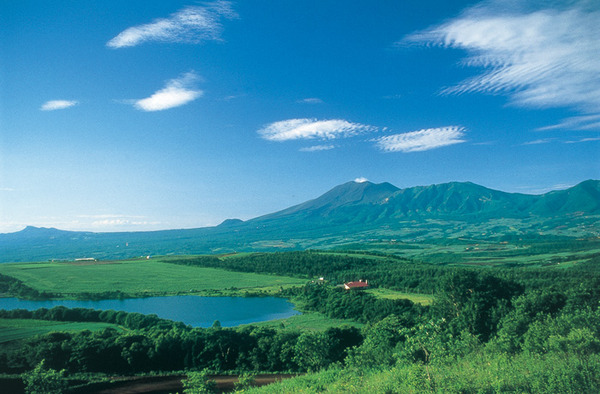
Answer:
[22, 360, 68, 394]
[1, 248, 600, 392]
[245, 353, 600, 393]
[0, 318, 122, 343]
[0, 258, 306, 298]
[247, 312, 364, 331]
[182, 369, 216, 394]
[366, 288, 434, 306]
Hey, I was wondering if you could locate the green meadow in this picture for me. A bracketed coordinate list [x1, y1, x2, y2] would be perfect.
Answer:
[0, 258, 306, 298]
[365, 288, 434, 306]
[246, 311, 365, 331]
[0, 318, 123, 343]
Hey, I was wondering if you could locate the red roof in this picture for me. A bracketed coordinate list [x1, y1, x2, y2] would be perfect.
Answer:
[344, 281, 369, 289]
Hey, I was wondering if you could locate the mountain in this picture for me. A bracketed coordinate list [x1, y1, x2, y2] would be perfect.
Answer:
[1, 180, 599, 262]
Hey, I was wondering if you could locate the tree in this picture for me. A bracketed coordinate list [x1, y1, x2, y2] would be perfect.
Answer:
[182, 369, 216, 394]
[234, 372, 256, 391]
[22, 359, 68, 394]
[433, 270, 522, 341]
[294, 332, 331, 372]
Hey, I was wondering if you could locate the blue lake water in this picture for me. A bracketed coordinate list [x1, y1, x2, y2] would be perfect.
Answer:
[0, 296, 300, 328]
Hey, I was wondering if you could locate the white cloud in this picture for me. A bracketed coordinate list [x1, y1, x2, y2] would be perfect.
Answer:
[78, 214, 161, 228]
[299, 144, 336, 152]
[107, 2, 237, 48]
[537, 114, 600, 131]
[133, 72, 202, 111]
[516, 182, 575, 194]
[297, 98, 324, 104]
[565, 136, 600, 144]
[403, 0, 600, 113]
[40, 100, 78, 111]
[376, 126, 466, 152]
[354, 177, 369, 183]
[523, 138, 555, 145]
[258, 118, 377, 141]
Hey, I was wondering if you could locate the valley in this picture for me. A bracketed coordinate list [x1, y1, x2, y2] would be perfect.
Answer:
[0, 179, 599, 393]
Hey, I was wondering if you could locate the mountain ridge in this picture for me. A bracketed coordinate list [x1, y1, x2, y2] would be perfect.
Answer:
[1, 179, 599, 262]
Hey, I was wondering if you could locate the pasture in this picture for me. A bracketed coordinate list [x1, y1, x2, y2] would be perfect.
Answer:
[0, 258, 306, 298]
[0, 318, 122, 343]
[365, 288, 434, 306]
[247, 311, 364, 331]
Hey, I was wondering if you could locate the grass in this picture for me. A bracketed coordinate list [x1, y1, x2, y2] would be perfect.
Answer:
[365, 288, 434, 306]
[244, 312, 364, 331]
[0, 318, 123, 343]
[0, 258, 307, 298]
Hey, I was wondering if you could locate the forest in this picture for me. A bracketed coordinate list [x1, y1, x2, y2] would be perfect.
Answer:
[1, 249, 599, 392]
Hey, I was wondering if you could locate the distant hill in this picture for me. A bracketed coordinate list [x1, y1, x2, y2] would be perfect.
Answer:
[1, 180, 599, 262]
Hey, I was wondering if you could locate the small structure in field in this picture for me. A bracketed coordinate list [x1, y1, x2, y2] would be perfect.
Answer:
[344, 279, 369, 290]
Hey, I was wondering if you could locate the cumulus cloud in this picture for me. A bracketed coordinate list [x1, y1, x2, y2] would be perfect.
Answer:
[258, 118, 377, 141]
[107, 1, 237, 48]
[299, 144, 336, 152]
[40, 100, 78, 111]
[402, 0, 600, 113]
[354, 177, 369, 183]
[133, 72, 202, 111]
[376, 126, 466, 152]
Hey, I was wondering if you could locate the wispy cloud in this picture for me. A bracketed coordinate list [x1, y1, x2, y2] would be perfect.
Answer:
[537, 114, 600, 131]
[107, 1, 237, 48]
[354, 177, 369, 183]
[402, 0, 600, 113]
[376, 126, 466, 152]
[78, 214, 160, 228]
[297, 98, 324, 104]
[565, 136, 600, 144]
[299, 144, 336, 152]
[133, 72, 202, 111]
[258, 118, 377, 141]
[523, 138, 555, 145]
[515, 183, 575, 195]
[40, 100, 78, 111]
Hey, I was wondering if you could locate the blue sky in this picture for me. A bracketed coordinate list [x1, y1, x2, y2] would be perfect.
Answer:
[1, 0, 599, 233]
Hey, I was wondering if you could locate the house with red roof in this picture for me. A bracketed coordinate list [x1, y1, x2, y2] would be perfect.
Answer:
[344, 279, 369, 290]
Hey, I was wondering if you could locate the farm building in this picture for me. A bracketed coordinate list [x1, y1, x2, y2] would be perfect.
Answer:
[344, 279, 369, 290]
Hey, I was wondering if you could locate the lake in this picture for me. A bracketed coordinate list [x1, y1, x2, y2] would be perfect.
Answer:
[0, 296, 300, 328]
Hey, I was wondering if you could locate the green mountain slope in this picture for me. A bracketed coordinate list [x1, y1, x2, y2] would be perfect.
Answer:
[1, 180, 598, 262]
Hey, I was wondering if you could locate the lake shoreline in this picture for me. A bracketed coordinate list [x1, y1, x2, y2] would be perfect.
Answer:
[0, 295, 301, 328]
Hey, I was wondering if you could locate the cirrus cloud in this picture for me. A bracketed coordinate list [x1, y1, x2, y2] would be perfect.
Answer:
[376, 126, 466, 152]
[107, 1, 237, 48]
[402, 0, 600, 115]
[133, 72, 202, 112]
[299, 144, 336, 152]
[40, 100, 78, 111]
[258, 118, 377, 142]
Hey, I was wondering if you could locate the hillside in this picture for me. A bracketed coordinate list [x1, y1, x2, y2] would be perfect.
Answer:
[1, 180, 599, 262]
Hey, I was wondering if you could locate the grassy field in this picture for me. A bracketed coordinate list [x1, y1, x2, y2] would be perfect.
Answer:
[365, 288, 434, 306]
[0, 318, 123, 343]
[0, 258, 307, 298]
[243, 311, 364, 331]
[326, 237, 600, 267]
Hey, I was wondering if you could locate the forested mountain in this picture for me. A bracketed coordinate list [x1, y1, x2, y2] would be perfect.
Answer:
[1, 180, 599, 262]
